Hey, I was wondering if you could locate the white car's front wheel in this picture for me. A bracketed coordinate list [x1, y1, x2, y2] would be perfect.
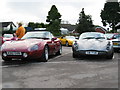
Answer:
[106, 52, 114, 59]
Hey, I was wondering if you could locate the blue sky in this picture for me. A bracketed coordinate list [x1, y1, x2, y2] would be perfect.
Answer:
[0, 0, 120, 27]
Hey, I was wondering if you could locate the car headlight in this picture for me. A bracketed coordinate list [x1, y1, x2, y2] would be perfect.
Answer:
[3, 52, 7, 57]
[28, 44, 39, 51]
[23, 53, 28, 58]
[73, 41, 78, 50]
[1, 44, 6, 51]
[106, 41, 111, 50]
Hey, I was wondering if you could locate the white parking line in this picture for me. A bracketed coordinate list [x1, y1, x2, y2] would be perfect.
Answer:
[49, 52, 72, 61]
[2, 52, 72, 68]
[2, 65, 20, 68]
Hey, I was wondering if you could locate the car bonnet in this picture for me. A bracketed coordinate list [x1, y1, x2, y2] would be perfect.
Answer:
[77, 39, 109, 50]
[2, 39, 43, 50]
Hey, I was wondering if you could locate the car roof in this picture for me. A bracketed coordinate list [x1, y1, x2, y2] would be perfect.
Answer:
[66, 36, 75, 37]
[105, 33, 120, 35]
[105, 33, 119, 34]
[82, 32, 104, 34]
[29, 30, 49, 33]
[34, 28, 46, 30]
[4, 33, 13, 35]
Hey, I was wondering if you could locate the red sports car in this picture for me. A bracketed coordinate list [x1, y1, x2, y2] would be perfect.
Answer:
[1, 31, 62, 62]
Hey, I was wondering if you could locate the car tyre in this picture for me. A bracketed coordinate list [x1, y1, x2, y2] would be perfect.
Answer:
[2, 57, 12, 62]
[106, 52, 114, 59]
[114, 49, 119, 52]
[41, 45, 49, 62]
[73, 52, 78, 58]
[56, 44, 62, 55]
[66, 41, 69, 47]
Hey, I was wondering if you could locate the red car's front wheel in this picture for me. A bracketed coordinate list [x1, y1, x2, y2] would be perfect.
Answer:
[40, 45, 49, 62]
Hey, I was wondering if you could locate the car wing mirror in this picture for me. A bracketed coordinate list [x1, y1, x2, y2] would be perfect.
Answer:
[112, 37, 116, 39]
[107, 38, 110, 40]
[61, 37, 63, 39]
[52, 37, 57, 41]
[18, 38, 21, 40]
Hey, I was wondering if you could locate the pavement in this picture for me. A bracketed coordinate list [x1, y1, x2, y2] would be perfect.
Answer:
[1, 46, 119, 88]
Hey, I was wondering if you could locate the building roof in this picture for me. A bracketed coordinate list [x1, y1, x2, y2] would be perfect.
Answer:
[0, 22, 16, 27]
[60, 24, 76, 31]
[116, 22, 120, 27]
[115, 22, 120, 29]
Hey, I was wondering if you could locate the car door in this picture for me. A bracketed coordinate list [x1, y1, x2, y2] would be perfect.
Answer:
[46, 32, 56, 55]
[50, 33, 60, 54]
[60, 36, 66, 45]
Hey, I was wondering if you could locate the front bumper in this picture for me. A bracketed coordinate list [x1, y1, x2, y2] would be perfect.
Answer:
[2, 50, 43, 60]
[68, 41, 73, 46]
[74, 50, 110, 56]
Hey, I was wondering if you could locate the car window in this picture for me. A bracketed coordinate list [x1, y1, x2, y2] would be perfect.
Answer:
[49, 32, 54, 39]
[113, 34, 120, 39]
[3, 34, 13, 38]
[105, 34, 114, 39]
[80, 33, 105, 39]
[21, 32, 50, 39]
[61, 37, 65, 39]
[66, 36, 76, 39]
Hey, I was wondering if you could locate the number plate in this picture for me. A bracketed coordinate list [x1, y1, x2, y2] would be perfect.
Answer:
[7, 52, 22, 55]
[86, 51, 98, 55]
[113, 43, 118, 45]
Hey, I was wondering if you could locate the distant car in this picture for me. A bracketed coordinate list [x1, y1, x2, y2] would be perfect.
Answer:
[105, 33, 120, 52]
[1, 31, 62, 62]
[72, 32, 114, 59]
[34, 28, 46, 31]
[2, 34, 18, 44]
[59, 36, 77, 46]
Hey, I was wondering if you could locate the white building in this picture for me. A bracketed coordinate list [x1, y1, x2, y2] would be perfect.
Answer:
[60, 28, 69, 35]
[116, 22, 120, 32]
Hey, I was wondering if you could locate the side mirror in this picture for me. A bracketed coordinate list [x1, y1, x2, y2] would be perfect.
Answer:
[107, 38, 110, 40]
[112, 37, 116, 39]
[52, 37, 57, 41]
[75, 37, 79, 39]
[61, 37, 63, 39]
[18, 38, 21, 40]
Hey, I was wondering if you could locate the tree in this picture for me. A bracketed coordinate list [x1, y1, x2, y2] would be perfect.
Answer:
[46, 5, 62, 36]
[28, 22, 35, 29]
[100, 2, 120, 32]
[76, 8, 94, 34]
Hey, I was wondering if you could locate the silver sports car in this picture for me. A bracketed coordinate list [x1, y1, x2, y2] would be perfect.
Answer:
[72, 32, 114, 59]
[105, 33, 120, 52]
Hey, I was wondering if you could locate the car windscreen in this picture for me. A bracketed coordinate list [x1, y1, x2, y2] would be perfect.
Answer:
[113, 34, 120, 39]
[21, 32, 49, 39]
[105, 34, 114, 39]
[80, 33, 105, 39]
[66, 36, 75, 39]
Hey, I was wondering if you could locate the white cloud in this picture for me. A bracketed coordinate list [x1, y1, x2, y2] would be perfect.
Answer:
[0, 0, 120, 27]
